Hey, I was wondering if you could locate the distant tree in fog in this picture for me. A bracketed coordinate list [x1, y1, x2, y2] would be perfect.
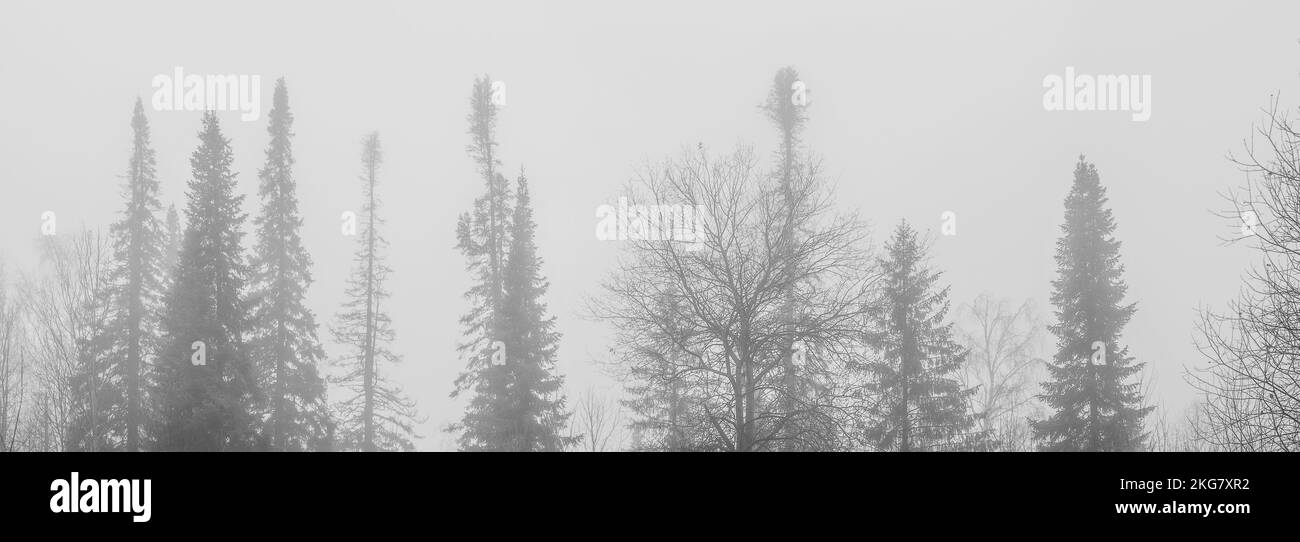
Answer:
[451, 76, 513, 450]
[569, 388, 623, 452]
[1032, 157, 1150, 452]
[761, 66, 826, 451]
[453, 76, 574, 451]
[858, 222, 977, 452]
[956, 293, 1044, 450]
[153, 112, 261, 451]
[24, 231, 112, 452]
[73, 99, 168, 452]
[247, 79, 333, 451]
[330, 133, 418, 452]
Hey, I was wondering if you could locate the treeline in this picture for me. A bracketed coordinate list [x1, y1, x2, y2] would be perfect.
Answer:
[593, 67, 1149, 452]
[0, 75, 570, 452]
[0, 66, 1293, 452]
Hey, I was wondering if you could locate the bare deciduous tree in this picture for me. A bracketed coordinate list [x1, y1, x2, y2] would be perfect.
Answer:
[0, 262, 27, 452]
[591, 144, 877, 452]
[1147, 399, 1205, 452]
[567, 387, 624, 451]
[1192, 98, 1300, 451]
[955, 294, 1045, 449]
[19, 230, 112, 451]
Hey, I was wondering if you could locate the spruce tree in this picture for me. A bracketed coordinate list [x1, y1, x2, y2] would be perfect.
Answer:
[457, 175, 575, 451]
[761, 66, 817, 450]
[248, 79, 332, 451]
[153, 111, 261, 451]
[451, 76, 516, 449]
[108, 98, 167, 451]
[330, 133, 418, 452]
[68, 99, 166, 451]
[861, 221, 974, 451]
[1032, 156, 1150, 451]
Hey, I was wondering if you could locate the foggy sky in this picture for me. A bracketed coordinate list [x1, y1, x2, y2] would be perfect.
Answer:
[2, 0, 1294, 449]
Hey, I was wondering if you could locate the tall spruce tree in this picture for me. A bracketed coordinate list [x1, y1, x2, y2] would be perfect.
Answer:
[248, 79, 332, 451]
[457, 175, 575, 451]
[330, 132, 418, 452]
[1032, 157, 1150, 451]
[68, 99, 166, 452]
[105, 99, 167, 451]
[451, 76, 515, 449]
[153, 111, 261, 451]
[861, 221, 974, 451]
[761, 66, 817, 450]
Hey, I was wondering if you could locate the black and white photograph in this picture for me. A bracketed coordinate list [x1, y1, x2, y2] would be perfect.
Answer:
[0, 0, 1296, 532]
